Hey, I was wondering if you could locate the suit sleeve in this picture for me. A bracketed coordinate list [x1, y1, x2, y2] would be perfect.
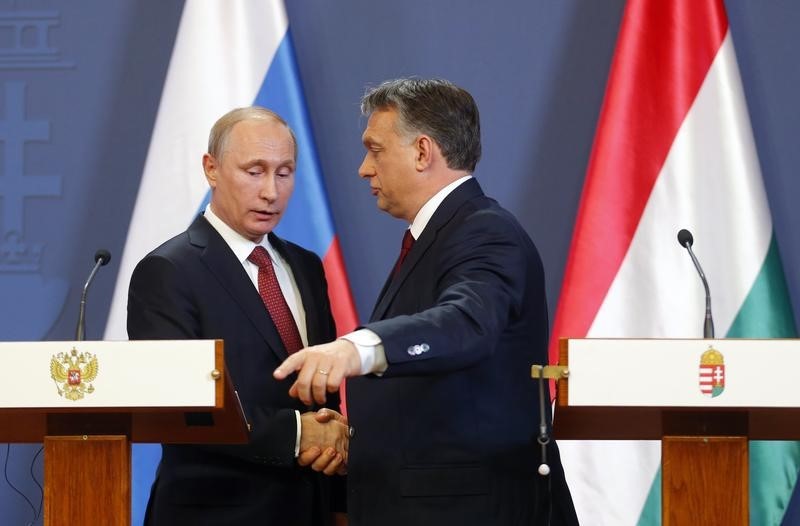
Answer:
[364, 211, 536, 377]
[127, 253, 300, 467]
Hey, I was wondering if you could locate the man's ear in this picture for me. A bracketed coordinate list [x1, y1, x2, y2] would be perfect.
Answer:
[202, 153, 218, 188]
[414, 135, 434, 171]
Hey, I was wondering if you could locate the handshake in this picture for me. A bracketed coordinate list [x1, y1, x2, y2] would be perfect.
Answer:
[298, 408, 351, 476]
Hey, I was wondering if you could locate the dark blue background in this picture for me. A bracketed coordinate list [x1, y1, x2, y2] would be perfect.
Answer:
[1, 1, 799, 524]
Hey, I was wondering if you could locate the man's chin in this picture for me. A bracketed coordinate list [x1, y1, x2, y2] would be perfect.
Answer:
[245, 223, 276, 242]
[376, 201, 403, 219]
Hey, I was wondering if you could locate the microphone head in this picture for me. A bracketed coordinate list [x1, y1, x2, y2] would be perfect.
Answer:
[94, 249, 112, 266]
[677, 229, 694, 248]
[538, 464, 551, 476]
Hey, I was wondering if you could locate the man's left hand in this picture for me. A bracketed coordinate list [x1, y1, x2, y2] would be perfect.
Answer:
[274, 339, 361, 405]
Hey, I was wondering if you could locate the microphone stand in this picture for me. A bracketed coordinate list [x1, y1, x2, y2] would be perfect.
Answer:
[678, 229, 714, 339]
[75, 250, 111, 341]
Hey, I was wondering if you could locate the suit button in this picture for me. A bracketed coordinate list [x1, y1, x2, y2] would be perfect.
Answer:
[407, 343, 429, 356]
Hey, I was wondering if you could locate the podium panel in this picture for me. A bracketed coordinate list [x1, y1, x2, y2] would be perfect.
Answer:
[0, 340, 248, 526]
[662, 436, 747, 526]
[44, 435, 131, 526]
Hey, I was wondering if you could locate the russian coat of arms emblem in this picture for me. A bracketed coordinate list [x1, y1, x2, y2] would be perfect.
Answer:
[699, 347, 724, 398]
[50, 347, 98, 401]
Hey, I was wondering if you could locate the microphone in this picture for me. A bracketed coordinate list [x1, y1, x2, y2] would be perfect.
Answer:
[676, 229, 714, 338]
[75, 249, 112, 341]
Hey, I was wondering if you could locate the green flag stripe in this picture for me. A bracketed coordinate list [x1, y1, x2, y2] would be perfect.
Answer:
[727, 234, 797, 338]
[637, 470, 661, 526]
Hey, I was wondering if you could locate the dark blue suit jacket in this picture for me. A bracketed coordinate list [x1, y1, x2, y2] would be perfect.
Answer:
[347, 179, 577, 525]
[127, 215, 340, 526]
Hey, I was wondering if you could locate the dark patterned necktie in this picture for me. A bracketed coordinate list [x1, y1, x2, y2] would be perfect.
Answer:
[248, 246, 303, 354]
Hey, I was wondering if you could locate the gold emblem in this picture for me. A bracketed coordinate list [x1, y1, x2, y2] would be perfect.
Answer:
[50, 347, 98, 401]
[700, 347, 724, 365]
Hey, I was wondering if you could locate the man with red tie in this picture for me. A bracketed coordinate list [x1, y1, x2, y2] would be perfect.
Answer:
[275, 78, 578, 525]
[128, 107, 347, 525]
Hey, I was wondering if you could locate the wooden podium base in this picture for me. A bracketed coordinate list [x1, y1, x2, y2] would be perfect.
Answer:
[44, 435, 131, 526]
[662, 436, 748, 526]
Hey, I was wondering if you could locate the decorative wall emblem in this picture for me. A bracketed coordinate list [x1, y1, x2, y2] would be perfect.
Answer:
[699, 347, 725, 398]
[50, 347, 98, 401]
[0, 7, 74, 341]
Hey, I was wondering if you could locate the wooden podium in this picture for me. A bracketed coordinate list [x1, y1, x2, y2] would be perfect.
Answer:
[547, 338, 800, 526]
[0, 340, 249, 526]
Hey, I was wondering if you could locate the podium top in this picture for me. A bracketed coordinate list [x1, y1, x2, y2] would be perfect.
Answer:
[559, 338, 800, 408]
[0, 340, 249, 444]
[0, 340, 221, 409]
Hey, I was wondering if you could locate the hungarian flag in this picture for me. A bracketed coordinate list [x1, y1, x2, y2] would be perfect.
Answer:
[549, 0, 800, 523]
[102, 1, 357, 523]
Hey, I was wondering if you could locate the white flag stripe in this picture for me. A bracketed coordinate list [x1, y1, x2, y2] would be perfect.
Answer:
[104, 0, 287, 340]
[558, 439, 661, 526]
[561, 31, 773, 525]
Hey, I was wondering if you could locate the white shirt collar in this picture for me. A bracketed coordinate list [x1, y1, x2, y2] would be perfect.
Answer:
[203, 204, 281, 263]
[408, 175, 472, 239]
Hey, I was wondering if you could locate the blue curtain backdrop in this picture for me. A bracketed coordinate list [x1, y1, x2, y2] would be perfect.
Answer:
[1, 1, 799, 524]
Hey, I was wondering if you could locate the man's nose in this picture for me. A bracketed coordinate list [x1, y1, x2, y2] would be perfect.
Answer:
[259, 174, 278, 201]
[358, 156, 373, 179]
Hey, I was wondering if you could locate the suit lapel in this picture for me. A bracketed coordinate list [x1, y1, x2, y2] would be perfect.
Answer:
[189, 216, 289, 360]
[370, 178, 485, 321]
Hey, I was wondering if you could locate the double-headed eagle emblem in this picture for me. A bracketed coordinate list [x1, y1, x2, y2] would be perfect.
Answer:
[50, 347, 98, 401]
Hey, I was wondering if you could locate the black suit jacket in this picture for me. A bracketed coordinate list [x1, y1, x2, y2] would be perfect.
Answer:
[347, 179, 577, 526]
[128, 215, 339, 526]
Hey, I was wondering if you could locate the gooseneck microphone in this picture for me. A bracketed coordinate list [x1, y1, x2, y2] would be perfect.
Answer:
[75, 249, 112, 341]
[677, 229, 714, 338]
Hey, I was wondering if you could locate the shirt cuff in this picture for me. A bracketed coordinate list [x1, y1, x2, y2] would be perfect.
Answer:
[294, 410, 301, 457]
[340, 329, 388, 375]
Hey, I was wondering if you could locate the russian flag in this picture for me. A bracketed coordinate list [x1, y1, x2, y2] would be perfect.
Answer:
[103, 1, 357, 524]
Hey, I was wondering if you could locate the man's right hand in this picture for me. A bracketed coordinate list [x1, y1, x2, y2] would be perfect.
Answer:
[274, 340, 362, 405]
[298, 408, 349, 476]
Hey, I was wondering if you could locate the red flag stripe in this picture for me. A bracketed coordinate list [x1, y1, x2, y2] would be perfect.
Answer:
[322, 236, 358, 418]
[549, 0, 728, 366]
[322, 236, 359, 336]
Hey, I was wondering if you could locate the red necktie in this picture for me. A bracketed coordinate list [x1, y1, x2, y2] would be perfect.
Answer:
[391, 229, 415, 277]
[248, 246, 304, 354]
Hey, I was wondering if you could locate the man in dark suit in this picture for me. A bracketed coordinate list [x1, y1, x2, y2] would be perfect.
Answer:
[275, 78, 578, 525]
[128, 107, 348, 526]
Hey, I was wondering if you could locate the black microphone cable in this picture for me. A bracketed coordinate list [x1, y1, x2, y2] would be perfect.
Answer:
[2, 444, 43, 525]
[28, 446, 44, 526]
